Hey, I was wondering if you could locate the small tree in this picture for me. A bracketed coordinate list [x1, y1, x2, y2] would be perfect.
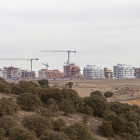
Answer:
[53, 119, 66, 131]
[47, 98, 57, 106]
[104, 91, 113, 98]
[38, 79, 49, 87]
[22, 114, 52, 136]
[82, 114, 90, 123]
[98, 121, 113, 137]
[90, 91, 102, 97]
[68, 82, 73, 88]
[0, 128, 5, 140]
[17, 92, 42, 110]
[58, 99, 76, 115]
[81, 105, 93, 116]
[9, 126, 37, 140]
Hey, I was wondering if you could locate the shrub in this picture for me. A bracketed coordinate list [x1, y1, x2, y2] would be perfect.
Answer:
[104, 91, 113, 98]
[9, 126, 37, 140]
[84, 95, 108, 117]
[58, 99, 76, 115]
[0, 82, 5, 92]
[68, 82, 73, 88]
[98, 121, 113, 137]
[38, 79, 49, 87]
[0, 115, 18, 134]
[109, 102, 131, 116]
[53, 119, 66, 131]
[0, 77, 9, 85]
[82, 114, 90, 123]
[90, 91, 102, 97]
[0, 128, 5, 140]
[125, 122, 138, 133]
[49, 105, 59, 113]
[3, 85, 11, 94]
[64, 122, 95, 140]
[104, 112, 126, 134]
[40, 130, 70, 140]
[47, 98, 57, 105]
[81, 105, 93, 116]
[22, 114, 52, 136]
[17, 92, 42, 110]
[0, 97, 20, 116]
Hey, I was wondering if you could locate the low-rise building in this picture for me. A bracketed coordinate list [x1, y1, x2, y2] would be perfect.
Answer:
[104, 68, 113, 79]
[113, 63, 135, 78]
[38, 69, 63, 79]
[83, 65, 105, 79]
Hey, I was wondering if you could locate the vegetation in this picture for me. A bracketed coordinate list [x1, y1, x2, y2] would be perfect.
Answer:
[82, 114, 90, 123]
[90, 90, 102, 97]
[17, 92, 42, 110]
[9, 126, 37, 140]
[0, 97, 20, 116]
[22, 114, 52, 136]
[104, 91, 114, 98]
[53, 119, 66, 131]
[38, 79, 49, 87]
[0, 115, 18, 134]
[81, 105, 93, 116]
[98, 121, 113, 137]
[68, 82, 73, 88]
[0, 128, 5, 140]
[64, 122, 96, 140]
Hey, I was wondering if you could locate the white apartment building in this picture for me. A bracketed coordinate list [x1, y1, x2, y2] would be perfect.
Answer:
[83, 65, 105, 79]
[38, 70, 47, 79]
[113, 63, 135, 78]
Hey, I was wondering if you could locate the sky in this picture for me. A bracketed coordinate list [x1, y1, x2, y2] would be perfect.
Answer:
[0, 0, 140, 74]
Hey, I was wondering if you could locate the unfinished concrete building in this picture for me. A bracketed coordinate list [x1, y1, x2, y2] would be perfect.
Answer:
[3, 66, 21, 79]
[104, 68, 113, 79]
[63, 63, 81, 78]
[21, 70, 35, 79]
[38, 69, 63, 79]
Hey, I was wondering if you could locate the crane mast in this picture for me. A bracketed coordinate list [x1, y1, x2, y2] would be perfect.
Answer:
[41, 50, 76, 78]
[0, 58, 38, 79]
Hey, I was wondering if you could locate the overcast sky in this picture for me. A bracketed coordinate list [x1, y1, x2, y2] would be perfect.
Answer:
[0, 0, 140, 74]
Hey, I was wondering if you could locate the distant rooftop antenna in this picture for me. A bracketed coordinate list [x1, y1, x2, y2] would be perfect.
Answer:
[42, 63, 49, 70]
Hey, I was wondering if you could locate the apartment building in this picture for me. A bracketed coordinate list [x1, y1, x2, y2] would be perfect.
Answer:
[83, 65, 105, 79]
[104, 68, 113, 79]
[21, 70, 35, 79]
[113, 63, 135, 78]
[38, 69, 63, 79]
[3, 66, 21, 79]
[63, 63, 81, 78]
[134, 68, 140, 78]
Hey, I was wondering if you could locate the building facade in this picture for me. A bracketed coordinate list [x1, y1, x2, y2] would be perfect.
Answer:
[134, 68, 140, 78]
[21, 70, 35, 79]
[63, 63, 81, 78]
[83, 65, 105, 79]
[104, 68, 113, 79]
[113, 64, 135, 78]
[38, 69, 63, 79]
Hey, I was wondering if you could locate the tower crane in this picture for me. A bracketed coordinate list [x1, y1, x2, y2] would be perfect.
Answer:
[41, 50, 76, 78]
[0, 58, 38, 79]
[42, 63, 49, 70]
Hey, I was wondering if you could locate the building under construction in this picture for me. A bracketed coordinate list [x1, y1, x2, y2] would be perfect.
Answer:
[3, 66, 21, 79]
[38, 69, 63, 79]
[21, 70, 35, 79]
[63, 63, 81, 78]
[104, 68, 113, 79]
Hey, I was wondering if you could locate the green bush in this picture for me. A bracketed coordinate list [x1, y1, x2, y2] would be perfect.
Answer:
[64, 122, 95, 140]
[0, 82, 5, 92]
[17, 92, 42, 110]
[40, 130, 70, 140]
[90, 91, 102, 97]
[81, 105, 93, 116]
[98, 121, 113, 137]
[3, 85, 12, 94]
[0, 77, 9, 85]
[104, 91, 113, 98]
[109, 102, 131, 116]
[53, 119, 66, 131]
[38, 79, 49, 87]
[0, 128, 5, 140]
[104, 112, 126, 134]
[84, 95, 108, 117]
[58, 99, 76, 115]
[0, 115, 18, 134]
[0, 97, 20, 116]
[9, 126, 37, 140]
[68, 82, 73, 88]
[47, 98, 57, 105]
[125, 122, 138, 133]
[82, 114, 90, 123]
[41, 88, 83, 112]
[22, 114, 52, 136]
[49, 105, 59, 113]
